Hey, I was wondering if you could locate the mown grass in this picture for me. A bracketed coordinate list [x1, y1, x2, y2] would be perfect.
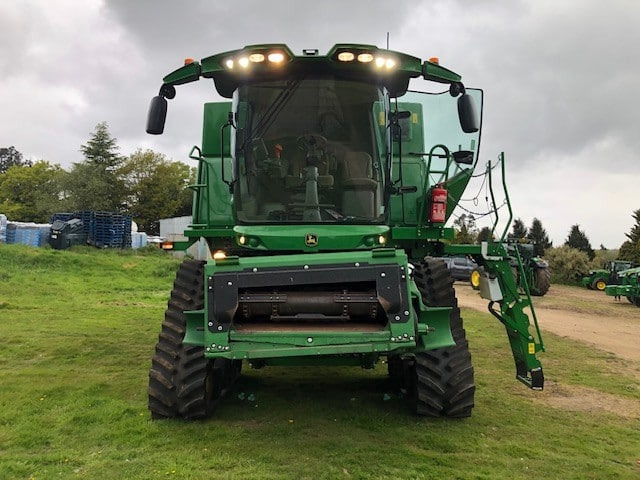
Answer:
[0, 244, 638, 479]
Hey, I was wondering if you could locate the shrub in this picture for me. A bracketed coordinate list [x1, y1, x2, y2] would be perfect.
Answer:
[545, 245, 591, 285]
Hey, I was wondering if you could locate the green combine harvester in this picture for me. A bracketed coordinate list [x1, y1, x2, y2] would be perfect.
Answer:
[604, 266, 640, 306]
[145, 43, 544, 419]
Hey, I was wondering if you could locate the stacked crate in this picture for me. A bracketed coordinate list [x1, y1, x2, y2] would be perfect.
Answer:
[73, 211, 94, 236]
[131, 232, 148, 249]
[46, 210, 136, 249]
[123, 215, 132, 248]
[0, 214, 6, 243]
[90, 211, 127, 248]
[5, 222, 50, 247]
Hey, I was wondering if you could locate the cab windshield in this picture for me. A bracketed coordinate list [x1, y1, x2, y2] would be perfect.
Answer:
[233, 75, 387, 224]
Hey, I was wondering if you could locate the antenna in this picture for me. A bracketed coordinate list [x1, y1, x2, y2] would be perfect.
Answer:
[386, 32, 390, 49]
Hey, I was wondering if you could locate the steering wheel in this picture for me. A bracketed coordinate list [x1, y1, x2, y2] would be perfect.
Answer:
[296, 134, 328, 167]
[296, 134, 328, 152]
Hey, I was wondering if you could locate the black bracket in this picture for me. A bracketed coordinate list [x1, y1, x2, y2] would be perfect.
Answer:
[207, 262, 410, 332]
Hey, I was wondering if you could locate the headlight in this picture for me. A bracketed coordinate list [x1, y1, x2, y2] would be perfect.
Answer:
[267, 52, 285, 63]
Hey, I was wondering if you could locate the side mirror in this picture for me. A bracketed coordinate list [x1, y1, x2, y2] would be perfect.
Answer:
[146, 96, 167, 135]
[457, 94, 479, 133]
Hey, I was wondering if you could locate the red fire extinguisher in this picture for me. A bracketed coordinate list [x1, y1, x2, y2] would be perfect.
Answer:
[429, 184, 447, 223]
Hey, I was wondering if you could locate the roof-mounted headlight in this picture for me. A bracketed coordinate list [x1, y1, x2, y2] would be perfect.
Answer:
[374, 56, 397, 70]
[221, 46, 291, 70]
[267, 52, 285, 64]
[338, 51, 355, 62]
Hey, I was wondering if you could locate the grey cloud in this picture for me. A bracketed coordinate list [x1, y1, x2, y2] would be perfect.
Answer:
[1, 0, 639, 247]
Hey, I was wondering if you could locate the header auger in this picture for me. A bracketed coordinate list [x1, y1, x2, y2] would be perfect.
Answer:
[145, 43, 544, 419]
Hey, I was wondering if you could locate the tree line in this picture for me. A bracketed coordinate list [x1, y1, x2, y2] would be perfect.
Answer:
[0, 123, 194, 235]
[452, 210, 640, 283]
[453, 214, 551, 255]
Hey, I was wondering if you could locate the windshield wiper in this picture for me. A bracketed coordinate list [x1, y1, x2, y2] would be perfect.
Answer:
[336, 215, 380, 224]
[239, 77, 303, 153]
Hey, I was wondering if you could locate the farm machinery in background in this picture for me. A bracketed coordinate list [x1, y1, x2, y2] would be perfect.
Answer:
[582, 260, 636, 291]
[144, 43, 544, 420]
[470, 241, 550, 296]
[604, 266, 640, 306]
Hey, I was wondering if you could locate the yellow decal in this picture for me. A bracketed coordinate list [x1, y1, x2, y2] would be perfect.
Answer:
[412, 113, 418, 124]
[528, 343, 535, 354]
[378, 111, 385, 126]
[305, 234, 318, 247]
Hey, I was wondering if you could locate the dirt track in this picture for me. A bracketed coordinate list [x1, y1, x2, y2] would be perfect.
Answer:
[454, 282, 640, 362]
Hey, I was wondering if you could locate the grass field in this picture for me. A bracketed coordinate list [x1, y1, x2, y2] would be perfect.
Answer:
[0, 244, 638, 479]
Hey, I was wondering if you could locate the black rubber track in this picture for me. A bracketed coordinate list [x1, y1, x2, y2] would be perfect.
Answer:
[408, 258, 475, 417]
[148, 260, 220, 420]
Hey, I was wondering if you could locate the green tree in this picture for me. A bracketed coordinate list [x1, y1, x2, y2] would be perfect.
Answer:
[0, 161, 65, 222]
[527, 218, 552, 256]
[564, 224, 594, 260]
[80, 122, 123, 170]
[0, 146, 32, 174]
[63, 122, 126, 211]
[511, 218, 528, 240]
[592, 248, 618, 269]
[118, 149, 194, 234]
[453, 213, 477, 244]
[618, 209, 640, 264]
[476, 226, 492, 243]
[545, 246, 592, 284]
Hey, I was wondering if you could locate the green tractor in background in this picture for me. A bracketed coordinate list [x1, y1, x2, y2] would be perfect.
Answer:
[582, 260, 635, 291]
[605, 266, 640, 306]
[508, 243, 551, 297]
[145, 43, 544, 420]
[470, 242, 550, 296]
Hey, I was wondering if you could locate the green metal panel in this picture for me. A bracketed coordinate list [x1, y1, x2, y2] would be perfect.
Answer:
[422, 60, 462, 84]
[202, 102, 231, 156]
[181, 250, 455, 363]
[232, 225, 390, 252]
[444, 167, 474, 221]
[190, 156, 233, 228]
[163, 61, 201, 85]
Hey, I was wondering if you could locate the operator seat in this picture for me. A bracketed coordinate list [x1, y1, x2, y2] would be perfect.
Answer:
[340, 151, 377, 218]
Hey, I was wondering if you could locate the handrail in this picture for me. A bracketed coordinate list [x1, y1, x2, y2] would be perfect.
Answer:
[499, 153, 513, 242]
[511, 244, 545, 351]
[487, 160, 499, 238]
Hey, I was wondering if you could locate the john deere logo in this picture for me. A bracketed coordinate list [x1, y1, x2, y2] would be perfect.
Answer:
[305, 233, 318, 247]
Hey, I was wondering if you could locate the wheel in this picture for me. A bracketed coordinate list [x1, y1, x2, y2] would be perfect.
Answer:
[407, 259, 475, 417]
[511, 266, 520, 289]
[531, 267, 551, 296]
[633, 296, 640, 307]
[626, 296, 634, 304]
[469, 268, 481, 290]
[592, 278, 607, 291]
[148, 260, 239, 420]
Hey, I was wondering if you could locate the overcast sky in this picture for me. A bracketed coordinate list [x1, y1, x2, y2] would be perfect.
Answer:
[1, 0, 639, 248]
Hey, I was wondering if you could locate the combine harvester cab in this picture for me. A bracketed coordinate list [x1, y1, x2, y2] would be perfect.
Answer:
[145, 44, 544, 419]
